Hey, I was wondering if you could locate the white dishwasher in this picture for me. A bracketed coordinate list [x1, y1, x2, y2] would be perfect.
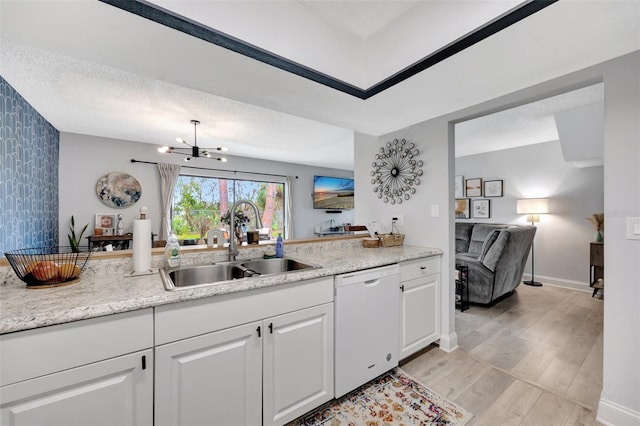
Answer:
[334, 264, 400, 398]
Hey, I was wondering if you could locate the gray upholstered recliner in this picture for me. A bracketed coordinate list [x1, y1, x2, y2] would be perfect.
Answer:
[455, 223, 536, 304]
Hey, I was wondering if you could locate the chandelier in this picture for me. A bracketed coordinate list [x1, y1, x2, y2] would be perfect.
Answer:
[158, 120, 228, 162]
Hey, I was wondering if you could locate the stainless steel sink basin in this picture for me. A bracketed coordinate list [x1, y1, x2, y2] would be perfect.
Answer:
[240, 258, 317, 275]
[161, 264, 248, 290]
[160, 257, 320, 291]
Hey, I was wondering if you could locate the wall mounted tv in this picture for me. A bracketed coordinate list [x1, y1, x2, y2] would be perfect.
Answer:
[313, 175, 355, 210]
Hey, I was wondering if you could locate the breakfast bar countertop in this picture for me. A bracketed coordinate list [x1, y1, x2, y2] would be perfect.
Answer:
[0, 240, 443, 334]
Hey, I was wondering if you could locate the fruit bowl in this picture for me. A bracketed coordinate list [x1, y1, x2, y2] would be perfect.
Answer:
[4, 247, 93, 289]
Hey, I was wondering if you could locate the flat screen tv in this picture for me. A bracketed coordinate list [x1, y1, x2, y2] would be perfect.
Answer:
[313, 175, 354, 210]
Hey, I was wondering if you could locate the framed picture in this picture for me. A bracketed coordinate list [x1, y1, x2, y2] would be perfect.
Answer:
[95, 214, 116, 235]
[484, 180, 503, 197]
[455, 175, 464, 198]
[472, 199, 491, 219]
[455, 199, 470, 219]
[465, 178, 482, 197]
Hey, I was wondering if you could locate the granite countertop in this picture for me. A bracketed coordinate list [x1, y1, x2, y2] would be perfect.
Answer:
[0, 241, 442, 334]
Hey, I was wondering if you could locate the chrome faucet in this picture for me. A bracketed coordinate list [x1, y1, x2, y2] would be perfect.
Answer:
[228, 199, 264, 261]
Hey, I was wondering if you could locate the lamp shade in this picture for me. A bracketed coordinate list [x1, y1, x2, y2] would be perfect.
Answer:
[517, 198, 549, 215]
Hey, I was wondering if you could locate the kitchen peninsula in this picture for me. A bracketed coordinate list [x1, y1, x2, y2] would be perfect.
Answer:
[0, 236, 442, 426]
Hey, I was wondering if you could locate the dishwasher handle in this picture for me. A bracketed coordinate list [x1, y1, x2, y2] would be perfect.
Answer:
[364, 278, 381, 287]
[335, 264, 400, 287]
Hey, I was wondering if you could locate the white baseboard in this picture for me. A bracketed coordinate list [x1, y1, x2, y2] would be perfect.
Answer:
[438, 332, 458, 353]
[597, 399, 640, 426]
[521, 273, 592, 292]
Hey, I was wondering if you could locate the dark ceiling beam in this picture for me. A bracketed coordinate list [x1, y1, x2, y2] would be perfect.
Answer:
[99, 0, 558, 100]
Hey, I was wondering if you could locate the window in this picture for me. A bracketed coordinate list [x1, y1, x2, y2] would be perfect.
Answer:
[171, 175, 285, 241]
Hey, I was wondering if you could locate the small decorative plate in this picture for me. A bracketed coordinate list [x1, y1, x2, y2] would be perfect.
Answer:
[96, 172, 142, 208]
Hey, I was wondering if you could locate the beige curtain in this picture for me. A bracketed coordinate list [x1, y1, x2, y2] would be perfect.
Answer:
[285, 176, 295, 239]
[157, 162, 181, 241]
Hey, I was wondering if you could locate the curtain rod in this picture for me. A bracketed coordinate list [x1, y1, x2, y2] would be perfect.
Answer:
[131, 159, 298, 179]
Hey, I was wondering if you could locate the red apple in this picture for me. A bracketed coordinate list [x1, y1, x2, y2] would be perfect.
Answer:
[32, 261, 60, 281]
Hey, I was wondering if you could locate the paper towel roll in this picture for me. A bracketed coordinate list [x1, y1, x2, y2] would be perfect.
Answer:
[133, 219, 152, 272]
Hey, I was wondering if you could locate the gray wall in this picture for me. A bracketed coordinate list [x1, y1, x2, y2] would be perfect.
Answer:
[58, 132, 353, 244]
[355, 121, 456, 351]
[455, 140, 604, 288]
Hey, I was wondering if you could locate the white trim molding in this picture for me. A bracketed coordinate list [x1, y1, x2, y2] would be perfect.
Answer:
[597, 398, 640, 426]
[438, 332, 459, 353]
[521, 273, 591, 292]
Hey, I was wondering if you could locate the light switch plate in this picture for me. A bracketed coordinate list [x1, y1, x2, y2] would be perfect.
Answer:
[627, 217, 640, 240]
[431, 204, 440, 217]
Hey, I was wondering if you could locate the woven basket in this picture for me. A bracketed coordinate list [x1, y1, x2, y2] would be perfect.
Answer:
[362, 238, 380, 248]
[378, 234, 405, 247]
[5, 247, 93, 288]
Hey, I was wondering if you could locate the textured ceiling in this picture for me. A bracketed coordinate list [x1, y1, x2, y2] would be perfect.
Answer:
[1, 1, 638, 170]
[455, 83, 605, 158]
[0, 39, 353, 169]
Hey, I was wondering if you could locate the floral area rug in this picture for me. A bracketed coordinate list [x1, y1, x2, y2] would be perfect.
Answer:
[288, 368, 472, 426]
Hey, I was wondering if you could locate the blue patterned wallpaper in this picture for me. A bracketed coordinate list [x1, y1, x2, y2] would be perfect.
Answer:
[1, 76, 59, 256]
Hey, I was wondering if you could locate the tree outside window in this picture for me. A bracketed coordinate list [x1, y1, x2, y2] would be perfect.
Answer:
[171, 175, 284, 242]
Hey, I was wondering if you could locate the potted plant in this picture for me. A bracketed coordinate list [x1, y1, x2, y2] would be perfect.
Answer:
[586, 213, 604, 242]
[221, 210, 250, 246]
[68, 216, 89, 253]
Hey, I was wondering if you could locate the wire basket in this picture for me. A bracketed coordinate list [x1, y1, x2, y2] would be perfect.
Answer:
[4, 247, 93, 288]
[378, 234, 405, 247]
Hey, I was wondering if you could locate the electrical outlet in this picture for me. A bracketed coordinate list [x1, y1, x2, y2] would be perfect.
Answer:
[392, 215, 404, 227]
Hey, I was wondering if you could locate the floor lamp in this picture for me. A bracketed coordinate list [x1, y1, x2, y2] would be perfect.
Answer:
[517, 198, 549, 287]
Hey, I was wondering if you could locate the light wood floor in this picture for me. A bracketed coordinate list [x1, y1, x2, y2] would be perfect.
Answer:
[401, 284, 604, 425]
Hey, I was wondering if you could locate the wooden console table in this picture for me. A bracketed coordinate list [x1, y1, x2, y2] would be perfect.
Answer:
[87, 235, 133, 251]
[590, 242, 604, 297]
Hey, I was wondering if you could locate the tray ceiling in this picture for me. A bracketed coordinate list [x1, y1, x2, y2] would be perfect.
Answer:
[1, 1, 637, 170]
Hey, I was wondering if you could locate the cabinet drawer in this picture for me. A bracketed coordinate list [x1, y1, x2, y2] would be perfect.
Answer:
[400, 256, 441, 282]
[0, 308, 153, 387]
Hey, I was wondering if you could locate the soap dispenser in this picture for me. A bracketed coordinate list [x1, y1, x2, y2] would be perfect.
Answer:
[165, 231, 181, 267]
[275, 234, 284, 258]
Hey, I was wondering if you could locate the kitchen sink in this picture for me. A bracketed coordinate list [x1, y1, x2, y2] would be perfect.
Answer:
[161, 264, 247, 290]
[239, 258, 317, 275]
[160, 257, 320, 291]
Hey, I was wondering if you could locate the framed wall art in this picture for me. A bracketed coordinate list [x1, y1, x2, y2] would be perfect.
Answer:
[370, 138, 423, 204]
[96, 172, 142, 208]
[95, 214, 116, 235]
[455, 199, 470, 219]
[455, 175, 464, 198]
[471, 199, 491, 219]
[465, 178, 482, 197]
[484, 179, 503, 197]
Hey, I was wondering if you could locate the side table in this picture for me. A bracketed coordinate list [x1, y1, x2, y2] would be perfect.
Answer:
[590, 242, 604, 297]
[455, 265, 469, 311]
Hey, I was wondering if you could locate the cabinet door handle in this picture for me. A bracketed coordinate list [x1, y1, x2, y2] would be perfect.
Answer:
[257, 326, 261, 337]
[141, 355, 146, 370]
[269, 323, 273, 334]
[400, 285, 405, 292]
[420, 266, 427, 270]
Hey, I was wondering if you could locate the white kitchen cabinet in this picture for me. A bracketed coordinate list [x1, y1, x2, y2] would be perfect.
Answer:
[263, 303, 333, 426]
[155, 321, 263, 426]
[0, 350, 152, 426]
[154, 277, 335, 426]
[0, 309, 154, 426]
[399, 256, 441, 360]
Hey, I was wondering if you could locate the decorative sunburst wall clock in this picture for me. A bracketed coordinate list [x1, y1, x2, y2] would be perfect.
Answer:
[370, 139, 423, 204]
